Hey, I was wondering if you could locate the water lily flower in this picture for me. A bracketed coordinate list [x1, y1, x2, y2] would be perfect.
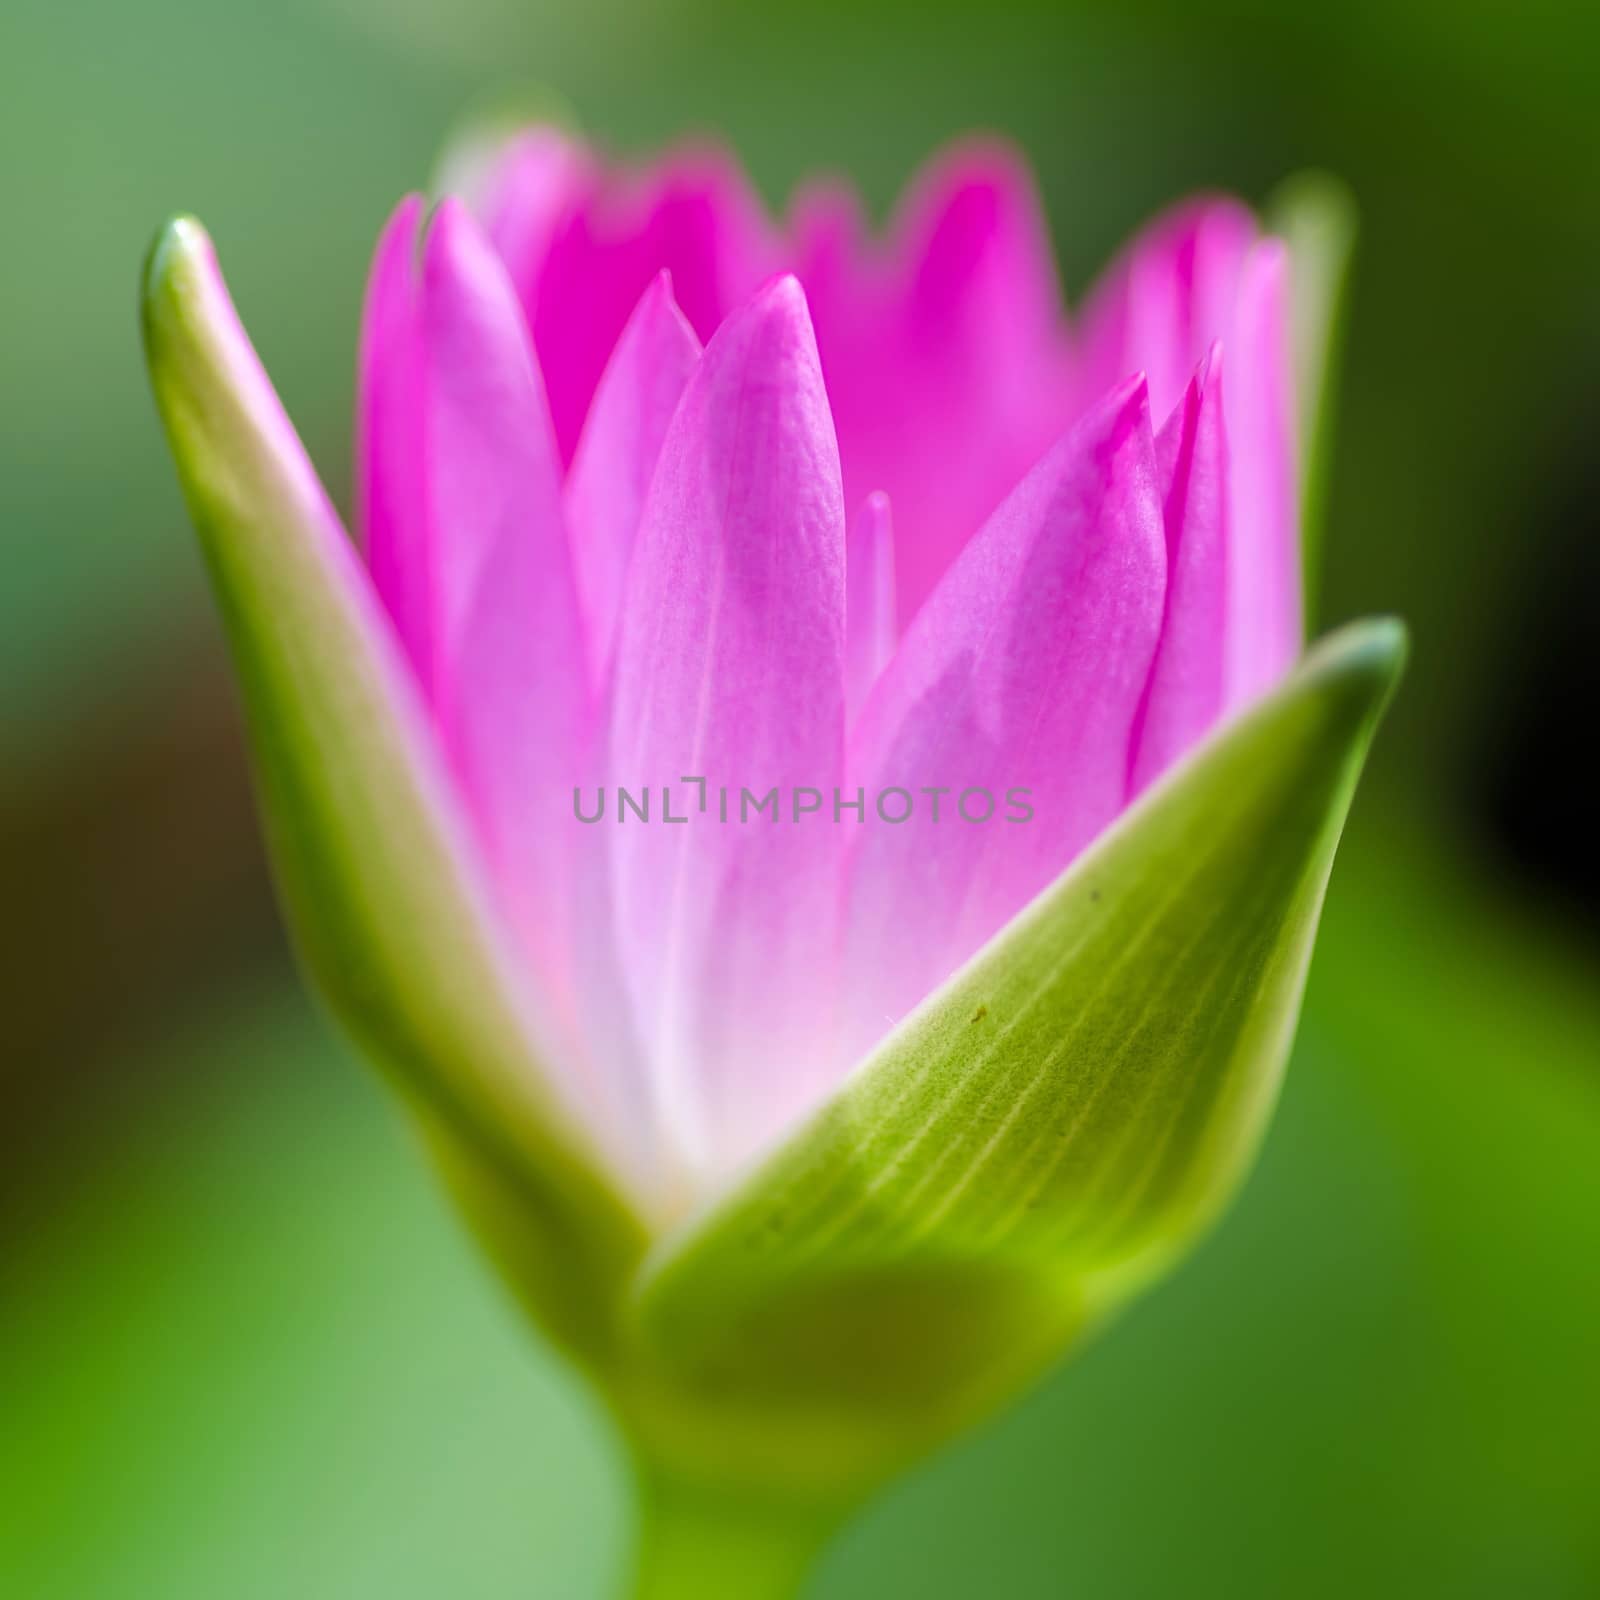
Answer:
[142, 127, 1399, 1596]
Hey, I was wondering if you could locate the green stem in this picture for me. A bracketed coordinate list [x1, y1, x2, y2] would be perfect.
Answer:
[627, 1463, 836, 1600]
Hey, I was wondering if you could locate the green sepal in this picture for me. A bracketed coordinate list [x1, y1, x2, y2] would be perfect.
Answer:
[1268, 171, 1358, 619]
[630, 620, 1405, 1501]
[141, 218, 646, 1359]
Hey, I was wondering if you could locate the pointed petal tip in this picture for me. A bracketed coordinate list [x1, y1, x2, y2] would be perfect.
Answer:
[637, 266, 694, 331]
[421, 190, 505, 267]
[1161, 344, 1221, 434]
[1086, 369, 1153, 437]
[753, 270, 810, 319]
[1015, 368, 1154, 510]
[361, 196, 428, 316]
[705, 272, 822, 368]
[418, 192, 518, 310]
[423, 191, 471, 246]
[1069, 367, 1150, 422]
[383, 191, 427, 242]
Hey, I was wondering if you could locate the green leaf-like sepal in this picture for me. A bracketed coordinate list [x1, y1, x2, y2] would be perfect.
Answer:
[141, 219, 646, 1357]
[1268, 172, 1358, 612]
[630, 620, 1405, 1500]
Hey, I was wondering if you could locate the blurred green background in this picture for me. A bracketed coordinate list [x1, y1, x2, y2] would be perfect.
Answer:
[3, 0, 1598, 1594]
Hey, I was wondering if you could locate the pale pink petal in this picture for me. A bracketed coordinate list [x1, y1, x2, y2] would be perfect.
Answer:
[356, 194, 431, 687]
[839, 378, 1166, 1059]
[565, 271, 702, 683]
[1128, 345, 1230, 793]
[419, 199, 590, 992]
[1225, 240, 1301, 706]
[845, 491, 897, 722]
[608, 276, 846, 1177]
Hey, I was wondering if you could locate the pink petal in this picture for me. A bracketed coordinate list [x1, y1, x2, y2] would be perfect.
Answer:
[419, 199, 590, 990]
[479, 125, 596, 297]
[565, 271, 702, 683]
[608, 276, 846, 1176]
[1128, 345, 1230, 793]
[845, 491, 897, 722]
[356, 194, 431, 687]
[789, 179, 870, 313]
[809, 142, 1074, 622]
[1076, 202, 1299, 712]
[1224, 240, 1301, 706]
[839, 378, 1166, 1059]
[1076, 196, 1256, 421]
[516, 146, 777, 465]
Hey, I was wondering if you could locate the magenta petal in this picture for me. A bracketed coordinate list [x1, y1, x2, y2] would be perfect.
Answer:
[357, 194, 431, 686]
[420, 199, 590, 985]
[565, 271, 702, 683]
[617, 153, 778, 346]
[1225, 240, 1301, 706]
[1128, 346, 1230, 794]
[789, 180, 869, 310]
[895, 143, 1059, 338]
[839, 378, 1166, 1057]
[609, 276, 847, 1174]
[814, 143, 1073, 622]
[845, 491, 897, 721]
[524, 148, 777, 465]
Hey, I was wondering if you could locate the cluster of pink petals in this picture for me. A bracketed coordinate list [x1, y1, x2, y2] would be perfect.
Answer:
[356, 129, 1301, 1200]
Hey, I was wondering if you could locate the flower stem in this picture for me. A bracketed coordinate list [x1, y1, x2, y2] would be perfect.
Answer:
[627, 1463, 836, 1600]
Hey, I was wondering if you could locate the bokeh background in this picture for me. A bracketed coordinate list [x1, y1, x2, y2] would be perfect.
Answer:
[4, 0, 1598, 1593]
